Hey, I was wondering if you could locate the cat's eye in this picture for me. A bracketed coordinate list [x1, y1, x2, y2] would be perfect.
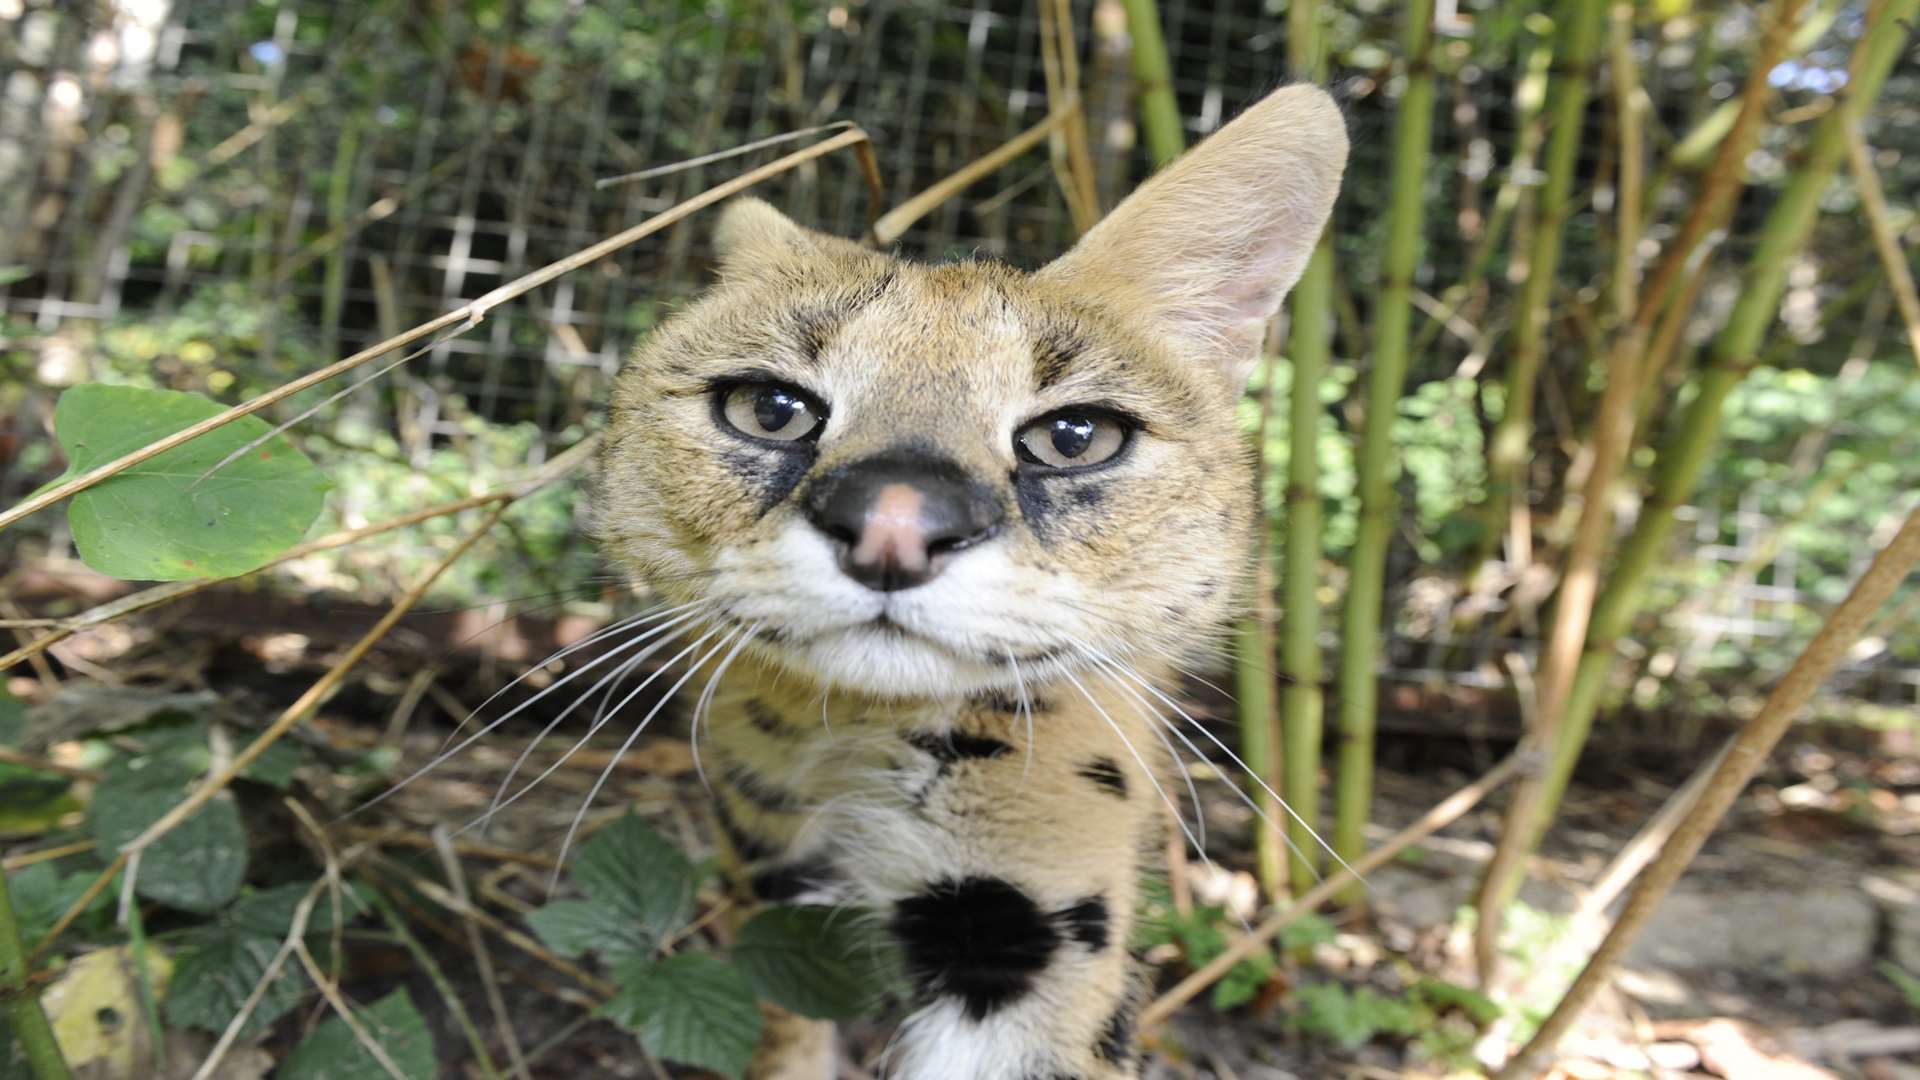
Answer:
[1015, 410, 1130, 470]
[719, 382, 826, 443]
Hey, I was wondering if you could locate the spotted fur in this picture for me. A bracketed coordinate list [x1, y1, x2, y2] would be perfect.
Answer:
[595, 85, 1346, 1078]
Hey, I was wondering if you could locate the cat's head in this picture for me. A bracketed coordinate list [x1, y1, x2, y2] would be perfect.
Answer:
[597, 85, 1346, 698]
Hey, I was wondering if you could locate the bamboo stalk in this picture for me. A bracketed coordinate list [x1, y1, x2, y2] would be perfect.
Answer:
[1499, 502, 1920, 1077]
[1522, 0, 1919, 848]
[1140, 752, 1523, 1027]
[0, 127, 878, 536]
[1118, 0, 1184, 168]
[1, 863, 71, 1080]
[1473, 0, 1808, 981]
[1240, 352, 1287, 899]
[1332, 0, 1437, 909]
[1279, 0, 1332, 893]
[1475, 0, 1605, 572]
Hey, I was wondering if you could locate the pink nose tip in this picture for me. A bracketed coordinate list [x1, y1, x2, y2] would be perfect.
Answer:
[850, 483, 930, 577]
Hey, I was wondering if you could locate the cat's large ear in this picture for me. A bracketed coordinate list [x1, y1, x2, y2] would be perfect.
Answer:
[712, 197, 815, 272]
[1039, 84, 1347, 387]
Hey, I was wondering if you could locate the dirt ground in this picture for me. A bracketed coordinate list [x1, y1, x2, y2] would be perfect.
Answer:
[9, 575, 1920, 1079]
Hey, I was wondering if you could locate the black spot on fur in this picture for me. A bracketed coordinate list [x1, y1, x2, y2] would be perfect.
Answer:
[1068, 482, 1106, 510]
[1056, 895, 1110, 951]
[721, 762, 805, 814]
[904, 729, 1012, 765]
[966, 689, 1054, 714]
[745, 699, 798, 739]
[1094, 1001, 1137, 1065]
[749, 855, 838, 902]
[892, 876, 1060, 1019]
[1078, 756, 1128, 798]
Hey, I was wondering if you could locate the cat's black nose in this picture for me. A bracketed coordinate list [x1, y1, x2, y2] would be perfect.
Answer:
[804, 452, 1003, 592]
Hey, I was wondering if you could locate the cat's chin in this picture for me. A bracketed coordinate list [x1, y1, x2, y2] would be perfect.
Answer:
[759, 624, 1045, 700]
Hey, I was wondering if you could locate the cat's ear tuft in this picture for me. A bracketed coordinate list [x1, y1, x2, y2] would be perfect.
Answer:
[1039, 84, 1348, 387]
[713, 197, 813, 272]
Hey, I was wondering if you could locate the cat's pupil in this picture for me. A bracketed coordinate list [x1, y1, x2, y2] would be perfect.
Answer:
[755, 388, 800, 432]
[1051, 416, 1095, 458]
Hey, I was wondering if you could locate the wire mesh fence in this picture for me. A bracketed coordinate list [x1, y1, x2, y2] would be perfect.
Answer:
[2, 0, 1916, 719]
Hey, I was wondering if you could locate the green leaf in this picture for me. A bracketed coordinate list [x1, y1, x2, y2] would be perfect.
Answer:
[50, 383, 329, 581]
[734, 905, 892, 1020]
[572, 813, 697, 940]
[1882, 962, 1920, 1014]
[1411, 978, 1502, 1025]
[525, 899, 655, 962]
[601, 953, 761, 1080]
[1278, 911, 1338, 951]
[0, 689, 24, 744]
[163, 881, 368, 1037]
[164, 929, 306, 1038]
[279, 988, 436, 1080]
[9, 863, 104, 944]
[88, 756, 247, 913]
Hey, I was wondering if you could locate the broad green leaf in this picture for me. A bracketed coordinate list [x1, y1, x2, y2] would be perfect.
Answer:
[10, 863, 96, 944]
[572, 813, 696, 940]
[125, 717, 305, 789]
[525, 898, 655, 962]
[50, 384, 329, 581]
[164, 881, 368, 1037]
[733, 905, 888, 1020]
[89, 756, 246, 913]
[601, 953, 761, 1080]
[0, 689, 23, 743]
[164, 929, 306, 1038]
[279, 988, 436, 1080]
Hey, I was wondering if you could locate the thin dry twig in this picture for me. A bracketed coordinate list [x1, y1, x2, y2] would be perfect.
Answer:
[0, 435, 596, 676]
[292, 937, 413, 1080]
[432, 827, 533, 1080]
[869, 105, 1080, 246]
[0, 126, 878, 535]
[1842, 119, 1920, 369]
[1499, 502, 1920, 1076]
[1139, 753, 1523, 1027]
[2, 841, 97, 873]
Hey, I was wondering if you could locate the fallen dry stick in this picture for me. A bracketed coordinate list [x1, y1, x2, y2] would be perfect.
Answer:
[1140, 752, 1522, 1027]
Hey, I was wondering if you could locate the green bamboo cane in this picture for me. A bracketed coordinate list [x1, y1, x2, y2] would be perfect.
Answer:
[1332, 0, 1437, 908]
[1522, 0, 1920, 852]
[1119, 0, 1185, 168]
[1474, 0, 1605, 573]
[1279, 0, 1331, 892]
[1, 868, 72, 1080]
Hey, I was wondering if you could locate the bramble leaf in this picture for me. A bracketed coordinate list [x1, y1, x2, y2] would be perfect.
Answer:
[279, 988, 436, 1080]
[733, 905, 891, 1020]
[50, 383, 329, 581]
[89, 756, 246, 913]
[601, 953, 761, 1080]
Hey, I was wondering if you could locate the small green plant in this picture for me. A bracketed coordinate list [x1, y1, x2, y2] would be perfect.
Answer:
[1288, 977, 1500, 1067]
[1882, 962, 1920, 1014]
[525, 813, 899, 1078]
[1133, 882, 1320, 1010]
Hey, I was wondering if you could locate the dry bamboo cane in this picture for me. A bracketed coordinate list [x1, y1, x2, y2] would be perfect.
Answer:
[1498, 502, 1920, 1077]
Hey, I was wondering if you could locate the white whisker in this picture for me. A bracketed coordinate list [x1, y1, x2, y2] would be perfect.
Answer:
[1057, 665, 1211, 876]
[1084, 643, 1363, 890]
[545, 627, 744, 891]
[478, 605, 712, 834]
[1005, 650, 1035, 782]
[690, 625, 760, 794]
[462, 623, 725, 839]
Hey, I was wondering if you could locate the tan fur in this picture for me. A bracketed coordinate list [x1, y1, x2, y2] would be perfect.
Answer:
[594, 84, 1346, 1079]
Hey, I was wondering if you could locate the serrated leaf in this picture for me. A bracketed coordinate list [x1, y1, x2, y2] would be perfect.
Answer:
[526, 898, 655, 962]
[572, 813, 696, 940]
[164, 929, 306, 1038]
[163, 881, 367, 1037]
[601, 954, 761, 1080]
[733, 905, 887, 1020]
[89, 756, 247, 913]
[279, 988, 436, 1080]
[50, 383, 329, 581]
